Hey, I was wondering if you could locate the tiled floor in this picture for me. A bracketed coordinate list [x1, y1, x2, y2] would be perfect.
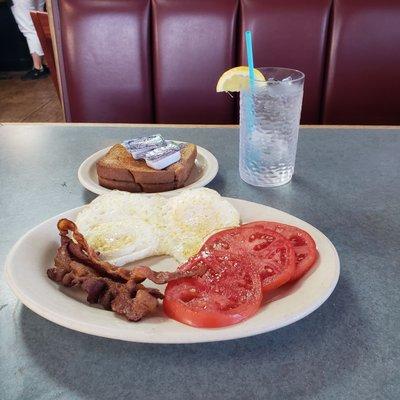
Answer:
[0, 71, 63, 122]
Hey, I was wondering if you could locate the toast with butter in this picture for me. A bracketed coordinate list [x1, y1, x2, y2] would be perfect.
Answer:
[96, 143, 197, 193]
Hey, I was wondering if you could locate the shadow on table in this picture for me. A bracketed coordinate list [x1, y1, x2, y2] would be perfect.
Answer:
[83, 190, 97, 204]
[19, 277, 373, 400]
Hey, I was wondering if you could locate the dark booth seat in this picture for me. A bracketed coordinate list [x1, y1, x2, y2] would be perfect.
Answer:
[50, 0, 400, 125]
[52, 0, 153, 123]
[239, 0, 331, 124]
[323, 0, 400, 125]
[152, 0, 238, 124]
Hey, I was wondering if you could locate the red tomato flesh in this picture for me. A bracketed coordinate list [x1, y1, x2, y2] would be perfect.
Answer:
[242, 221, 318, 281]
[164, 222, 317, 328]
[164, 253, 262, 328]
[202, 226, 296, 293]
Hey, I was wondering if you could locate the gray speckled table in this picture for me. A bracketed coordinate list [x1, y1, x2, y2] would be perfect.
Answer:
[1, 124, 399, 400]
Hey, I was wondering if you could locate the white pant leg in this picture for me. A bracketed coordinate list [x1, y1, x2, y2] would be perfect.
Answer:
[11, 0, 44, 56]
[37, 0, 45, 11]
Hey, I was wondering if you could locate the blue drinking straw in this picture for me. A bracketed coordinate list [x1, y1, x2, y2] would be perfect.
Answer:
[245, 30, 255, 135]
[245, 31, 255, 85]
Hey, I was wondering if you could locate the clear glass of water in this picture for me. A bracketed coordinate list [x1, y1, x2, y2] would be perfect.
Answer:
[239, 67, 305, 187]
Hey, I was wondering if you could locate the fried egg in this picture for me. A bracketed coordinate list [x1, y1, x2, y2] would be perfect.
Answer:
[75, 188, 240, 266]
[82, 218, 159, 266]
[162, 188, 240, 262]
[75, 191, 166, 266]
[76, 191, 166, 232]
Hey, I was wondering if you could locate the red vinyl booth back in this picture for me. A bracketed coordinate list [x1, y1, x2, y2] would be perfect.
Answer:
[51, 0, 400, 125]
[323, 0, 400, 124]
[52, 0, 152, 123]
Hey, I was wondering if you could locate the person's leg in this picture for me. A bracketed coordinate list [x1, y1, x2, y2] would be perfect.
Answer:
[11, 0, 49, 79]
[36, 0, 47, 67]
[37, 0, 45, 11]
[31, 52, 42, 69]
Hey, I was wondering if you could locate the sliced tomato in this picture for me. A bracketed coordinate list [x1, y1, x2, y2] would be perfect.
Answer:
[201, 226, 296, 293]
[242, 221, 318, 281]
[163, 253, 262, 328]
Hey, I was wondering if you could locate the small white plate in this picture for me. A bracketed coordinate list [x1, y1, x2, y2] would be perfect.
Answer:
[78, 144, 219, 196]
[5, 198, 340, 344]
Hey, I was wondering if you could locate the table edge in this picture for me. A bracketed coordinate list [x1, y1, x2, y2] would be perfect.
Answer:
[1, 122, 400, 130]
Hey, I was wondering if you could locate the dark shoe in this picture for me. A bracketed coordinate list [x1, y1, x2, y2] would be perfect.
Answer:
[21, 67, 50, 81]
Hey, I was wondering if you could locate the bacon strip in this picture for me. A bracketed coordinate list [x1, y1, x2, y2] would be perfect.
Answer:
[47, 219, 207, 322]
[47, 237, 163, 321]
[57, 218, 206, 284]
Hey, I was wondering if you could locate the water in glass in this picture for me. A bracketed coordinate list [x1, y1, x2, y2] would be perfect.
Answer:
[239, 67, 304, 187]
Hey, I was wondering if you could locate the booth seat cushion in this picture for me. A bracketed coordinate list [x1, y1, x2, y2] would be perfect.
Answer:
[239, 0, 331, 124]
[152, 0, 238, 124]
[54, 0, 153, 123]
[323, 0, 400, 124]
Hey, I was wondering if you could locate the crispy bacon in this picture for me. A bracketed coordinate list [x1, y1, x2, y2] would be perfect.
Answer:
[57, 219, 205, 284]
[47, 239, 162, 321]
[47, 219, 206, 321]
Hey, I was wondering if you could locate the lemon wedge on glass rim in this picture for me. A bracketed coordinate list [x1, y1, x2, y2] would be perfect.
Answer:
[216, 66, 266, 92]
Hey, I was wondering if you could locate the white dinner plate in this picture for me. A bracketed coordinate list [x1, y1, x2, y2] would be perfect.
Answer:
[5, 198, 340, 344]
[78, 144, 219, 196]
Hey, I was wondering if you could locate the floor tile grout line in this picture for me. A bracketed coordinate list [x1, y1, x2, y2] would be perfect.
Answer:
[19, 99, 54, 122]
[0, 71, 61, 122]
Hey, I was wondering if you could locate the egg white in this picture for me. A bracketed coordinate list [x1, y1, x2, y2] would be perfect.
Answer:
[76, 191, 165, 266]
[162, 188, 240, 262]
[85, 219, 159, 266]
[75, 188, 240, 266]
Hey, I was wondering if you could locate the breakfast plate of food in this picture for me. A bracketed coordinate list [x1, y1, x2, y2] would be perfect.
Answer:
[5, 188, 340, 343]
[78, 135, 219, 196]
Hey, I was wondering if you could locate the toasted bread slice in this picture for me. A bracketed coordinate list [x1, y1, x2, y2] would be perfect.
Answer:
[98, 177, 175, 193]
[167, 143, 198, 187]
[98, 176, 141, 192]
[97, 144, 174, 184]
[96, 143, 197, 192]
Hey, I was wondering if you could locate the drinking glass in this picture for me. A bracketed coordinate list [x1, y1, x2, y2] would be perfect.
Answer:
[239, 67, 305, 187]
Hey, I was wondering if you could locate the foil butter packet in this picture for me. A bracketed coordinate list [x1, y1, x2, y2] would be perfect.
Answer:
[167, 141, 187, 150]
[145, 142, 181, 170]
[122, 135, 166, 159]
[122, 135, 184, 170]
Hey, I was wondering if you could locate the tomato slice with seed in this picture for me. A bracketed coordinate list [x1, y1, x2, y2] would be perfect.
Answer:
[201, 226, 296, 293]
[163, 253, 262, 328]
[242, 221, 318, 281]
